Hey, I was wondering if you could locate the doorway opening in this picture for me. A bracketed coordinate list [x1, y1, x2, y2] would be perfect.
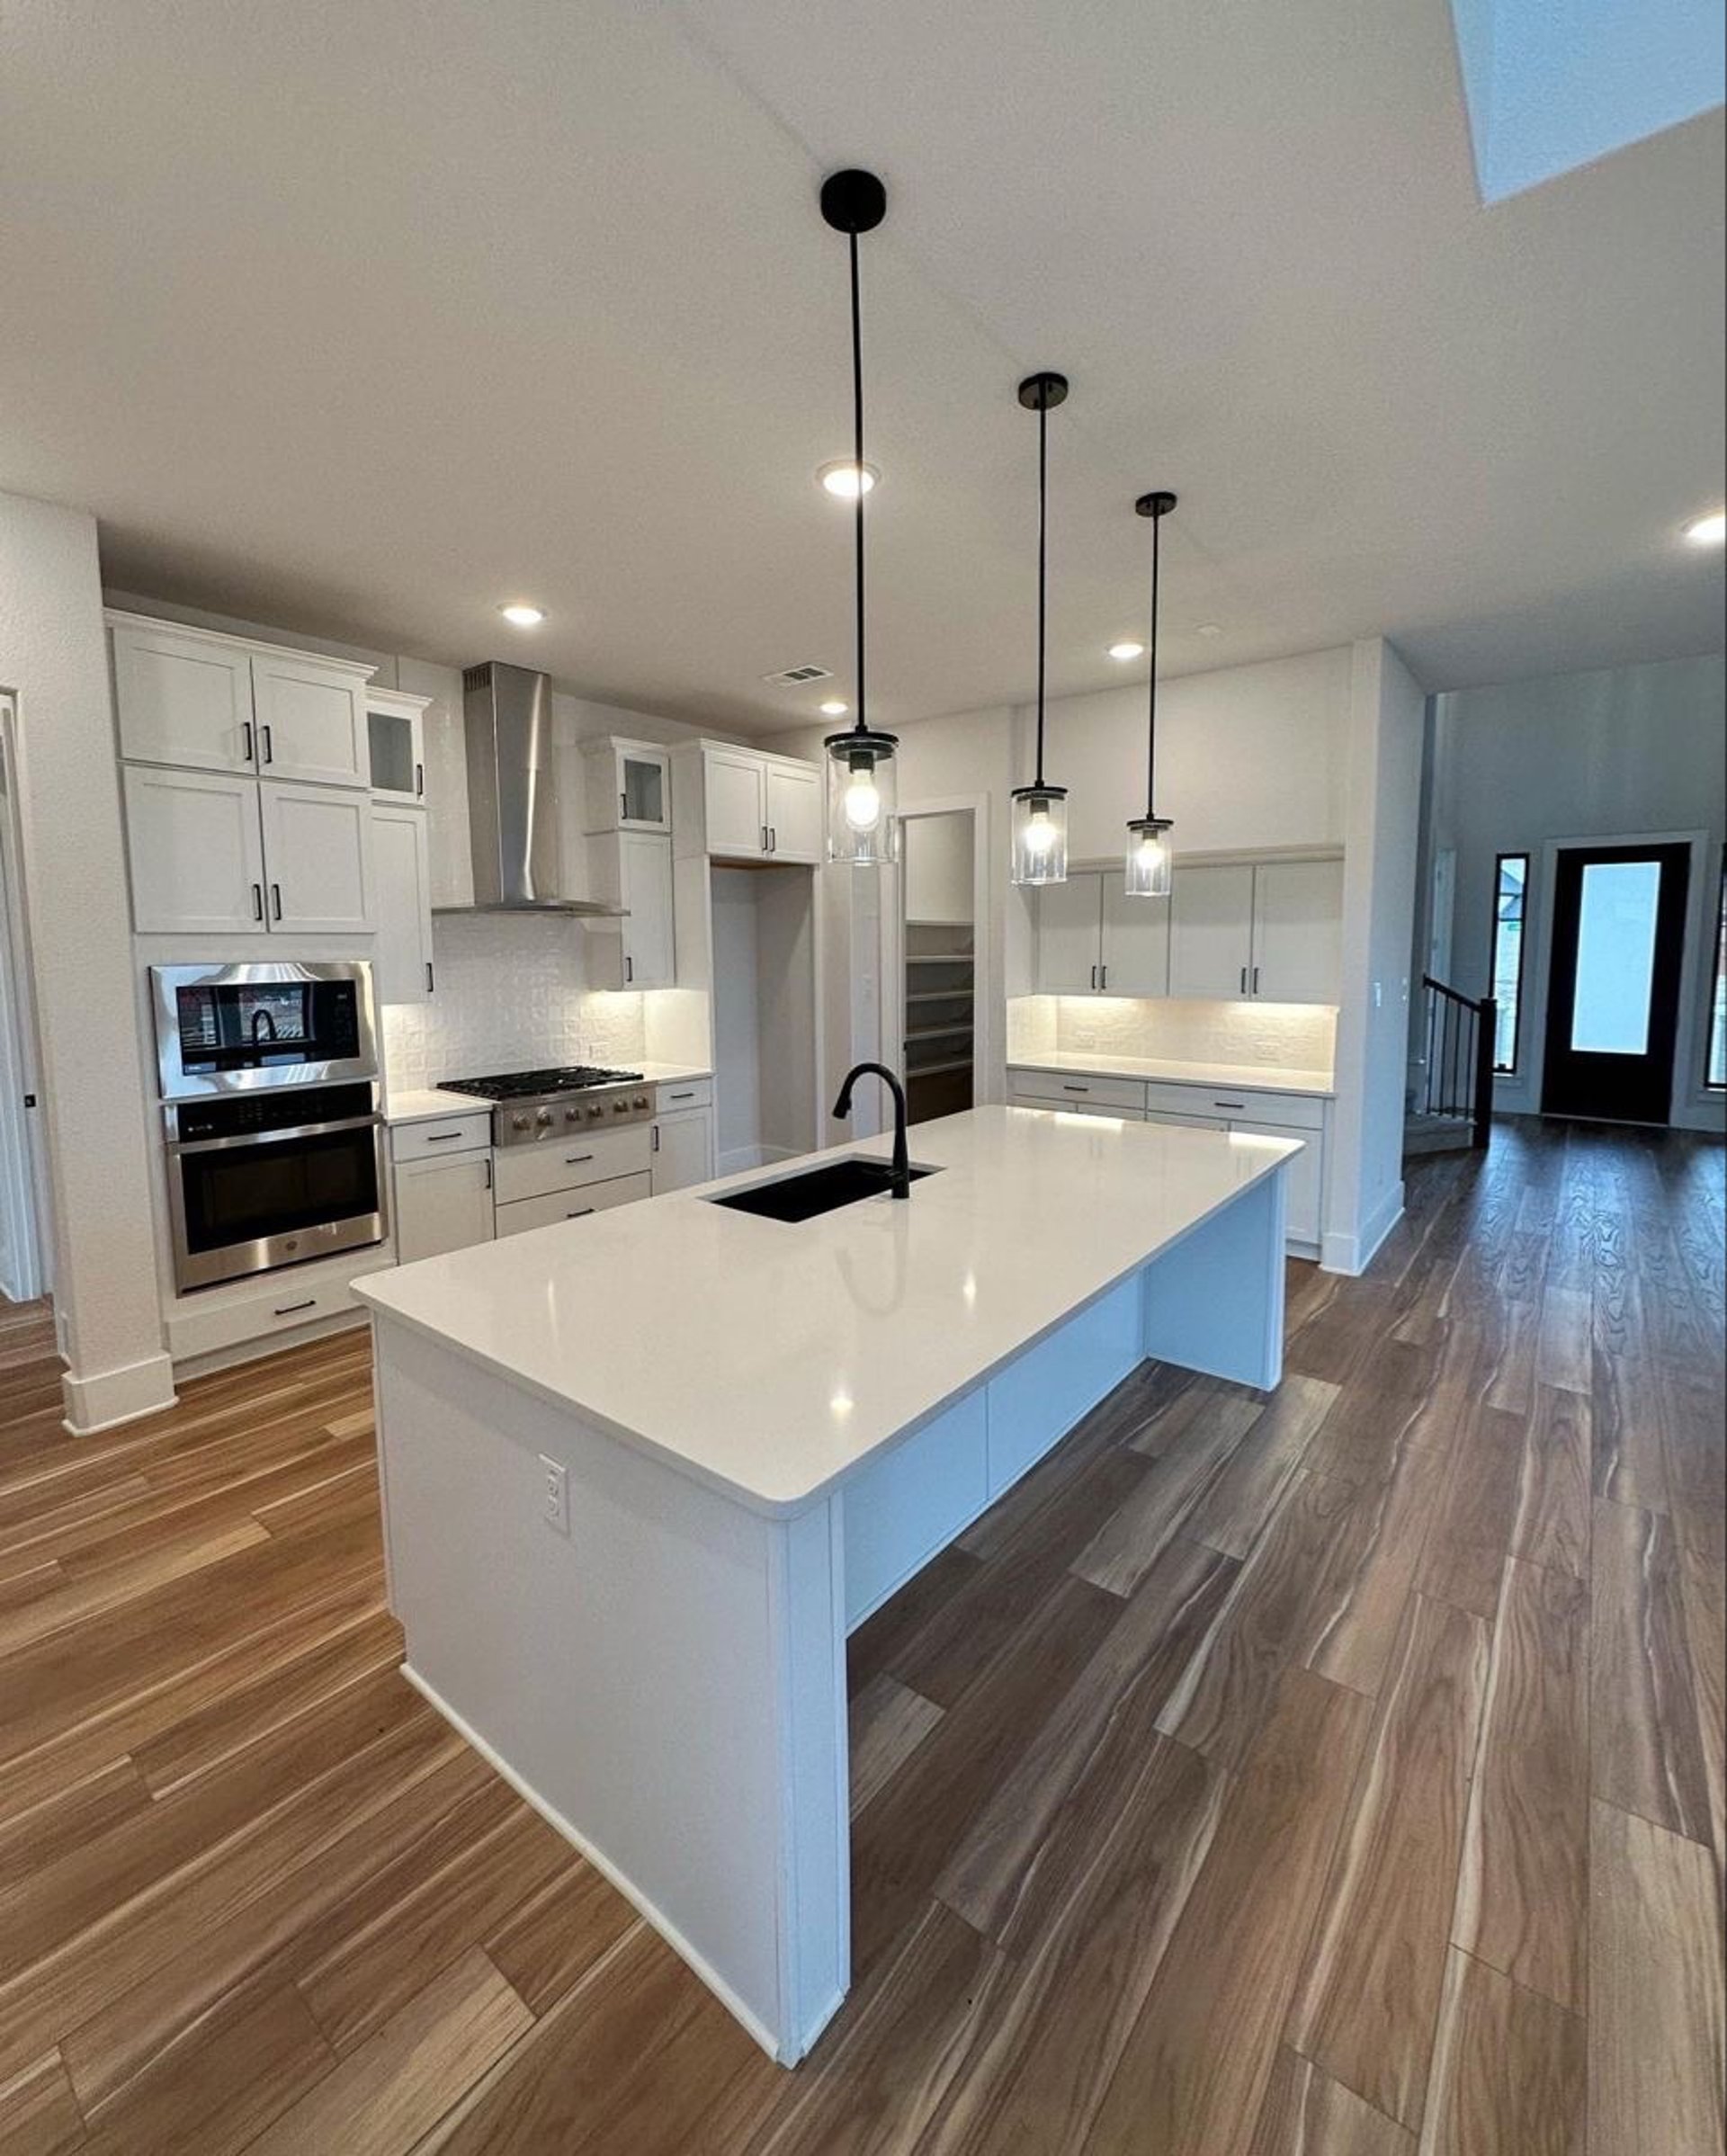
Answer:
[1541, 839, 1691, 1126]
[897, 809, 979, 1128]
[0, 693, 50, 1304]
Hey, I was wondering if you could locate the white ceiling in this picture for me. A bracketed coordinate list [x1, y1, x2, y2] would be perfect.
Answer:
[1, 0, 1721, 736]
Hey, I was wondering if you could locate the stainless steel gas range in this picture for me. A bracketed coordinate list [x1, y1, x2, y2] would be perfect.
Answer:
[438, 1065, 654, 1148]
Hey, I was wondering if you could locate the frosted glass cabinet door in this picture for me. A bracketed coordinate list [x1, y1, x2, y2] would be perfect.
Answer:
[1251, 859, 1344, 1004]
[1169, 864, 1256, 998]
[1100, 882, 1171, 997]
[366, 695, 427, 803]
[1034, 873, 1105, 994]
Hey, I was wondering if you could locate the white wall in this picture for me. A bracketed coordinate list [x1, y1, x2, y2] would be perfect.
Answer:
[1430, 654, 1726, 1132]
[0, 497, 175, 1427]
[903, 811, 974, 926]
[1329, 640, 1427, 1271]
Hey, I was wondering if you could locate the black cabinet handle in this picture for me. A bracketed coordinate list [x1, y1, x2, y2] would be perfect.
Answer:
[1252, 966, 1260, 995]
[251, 882, 264, 922]
[565, 1152, 595, 1165]
[1239, 966, 1248, 994]
[667, 1089, 695, 1101]
[242, 721, 255, 764]
[424, 1131, 462, 1143]
[260, 723, 273, 765]
[425, 960, 434, 992]
[415, 762, 425, 798]
[621, 790, 629, 818]
[1100, 964, 1108, 990]
[273, 1298, 316, 1318]
[484, 1159, 493, 1190]
[651, 1126, 661, 1153]
[271, 883, 282, 921]
[769, 826, 776, 853]
[624, 953, 633, 983]
[1061, 1083, 1090, 1094]
[1213, 1100, 1248, 1111]
[566, 1207, 595, 1219]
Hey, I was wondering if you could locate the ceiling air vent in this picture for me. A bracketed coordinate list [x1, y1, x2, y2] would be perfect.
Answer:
[763, 663, 834, 686]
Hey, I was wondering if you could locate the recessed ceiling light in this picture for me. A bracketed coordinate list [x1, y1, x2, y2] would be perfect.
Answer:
[818, 460, 880, 499]
[819, 698, 850, 717]
[1683, 510, 1725, 547]
[498, 603, 545, 627]
[1107, 640, 1145, 661]
[1196, 622, 1224, 639]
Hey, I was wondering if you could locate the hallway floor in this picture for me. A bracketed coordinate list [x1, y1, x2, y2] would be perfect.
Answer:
[0, 1121, 1722, 2152]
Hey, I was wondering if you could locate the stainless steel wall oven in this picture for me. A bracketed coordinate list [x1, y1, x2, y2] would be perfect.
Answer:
[151, 962, 387, 1292]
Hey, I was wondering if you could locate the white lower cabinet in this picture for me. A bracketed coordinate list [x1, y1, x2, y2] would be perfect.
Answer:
[371, 805, 434, 1004]
[393, 1150, 495, 1266]
[1230, 1120, 1323, 1246]
[495, 1173, 652, 1237]
[650, 1108, 712, 1194]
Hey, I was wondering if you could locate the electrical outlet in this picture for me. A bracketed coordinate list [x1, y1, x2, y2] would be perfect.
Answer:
[540, 1454, 569, 1535]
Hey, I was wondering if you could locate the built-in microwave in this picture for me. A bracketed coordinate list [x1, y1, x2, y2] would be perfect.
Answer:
[150, 961, 379, 1100]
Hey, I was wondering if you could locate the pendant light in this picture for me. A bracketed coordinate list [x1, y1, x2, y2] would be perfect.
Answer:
[1010, 371, 1070, 886]
[1124, 489, 1177, 898]
[819, 169, 899, 867]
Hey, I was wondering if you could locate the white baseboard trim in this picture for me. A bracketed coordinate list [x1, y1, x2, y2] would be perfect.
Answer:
[1320, 1182, 1404, 1278]
[399, 1661, 801, 2067]
[61, 1350, 178, 1436]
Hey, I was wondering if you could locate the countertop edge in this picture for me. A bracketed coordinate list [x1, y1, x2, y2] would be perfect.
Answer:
[1007, 1056, 1336, 1098]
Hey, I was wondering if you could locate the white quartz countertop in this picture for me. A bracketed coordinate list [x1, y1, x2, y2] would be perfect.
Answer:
[356, 1105, 1300, 1516]
[1010, 1051, 1335, 1098]
[384, 1088, 493, 1126]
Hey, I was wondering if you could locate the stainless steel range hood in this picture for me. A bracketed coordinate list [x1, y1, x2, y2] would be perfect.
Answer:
[440, 661, 622, 916]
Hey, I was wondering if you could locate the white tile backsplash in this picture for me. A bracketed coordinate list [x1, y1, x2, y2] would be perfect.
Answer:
[380, 914, 647, 1090]
[1009, 994, 1336, 1074]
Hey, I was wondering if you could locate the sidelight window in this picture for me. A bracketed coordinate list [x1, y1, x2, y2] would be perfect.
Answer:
[1490, 853, 1528, 1073]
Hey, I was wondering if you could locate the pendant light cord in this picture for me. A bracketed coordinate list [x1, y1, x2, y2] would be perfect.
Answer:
[1145, 503, 1162, 818]
[1034, 394, 1048, 786]
[849, 230, 867, 738]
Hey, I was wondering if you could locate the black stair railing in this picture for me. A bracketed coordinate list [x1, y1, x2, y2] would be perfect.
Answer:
[1419, 976, 1498, 1149]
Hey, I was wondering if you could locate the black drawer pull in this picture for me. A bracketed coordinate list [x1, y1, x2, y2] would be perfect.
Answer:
[1061, 1083, 1089, 1094]
[567, 1207, 595, 1219]
[424, 1131, 462, 1143]
[565, 1152, 595, 1165]
[273, 1298, 317, 1318]
[1213, 1100, 1247, 1111]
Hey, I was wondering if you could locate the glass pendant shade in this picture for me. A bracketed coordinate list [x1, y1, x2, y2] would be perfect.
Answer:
[1124, 817, 1174, 899]
[826, 729, 899, 866]
[1010, 786, 1069, 886]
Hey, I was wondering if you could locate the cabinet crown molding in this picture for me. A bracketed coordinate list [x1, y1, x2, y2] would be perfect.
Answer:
[105, 609, 379, 683]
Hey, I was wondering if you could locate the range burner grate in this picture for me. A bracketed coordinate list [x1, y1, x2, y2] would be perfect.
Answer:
[440, 1065, 645, 1101]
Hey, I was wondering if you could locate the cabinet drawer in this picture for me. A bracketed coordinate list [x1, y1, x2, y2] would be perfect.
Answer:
[494, 1173, 651, 1237]
[390, 1112, 492, 1162]
[164, 1259, 379, 1361]
[653, 1077, 713, 1113]
[1142, 1081, 1326, 1130]
[1008, 1067, 1147, 1112]
[493, 1126, 653, 1205]
[1143, 1109, 1229, 1131]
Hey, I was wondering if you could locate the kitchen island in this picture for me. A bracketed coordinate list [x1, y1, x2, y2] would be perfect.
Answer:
[356, 1105, 1299, 2063]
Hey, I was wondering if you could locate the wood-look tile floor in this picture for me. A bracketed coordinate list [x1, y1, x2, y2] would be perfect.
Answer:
[1, 1119, 1722, 2153]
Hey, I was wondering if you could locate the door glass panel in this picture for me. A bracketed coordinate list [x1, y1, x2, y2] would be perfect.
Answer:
[368, 710, 416, 794]
[621, 755, 666, 825]
[1571, 860, 1660, 1054]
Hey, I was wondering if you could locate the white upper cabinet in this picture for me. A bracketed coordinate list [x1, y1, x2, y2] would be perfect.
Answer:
[617, 831, 674, 989]
[258, 783, 375, 934]
[249, 652, 369, 789]
[1100, 882, 1172, 997]
[371, 805, 434, 1003]
[1168, 858, 1343, 1005]
[698, 744, 823, 862]
[1250, 859, 1345, 1004]
[1034, 872, 1169, 997]
[763, 763, 822, 863]
[366, 688, 430, 804]
[585, 738, 672, 835]
[123, 765, 268, 935]
[107, 613, 374, 790]
[1169, 863, 1257, 998]
[112, 622, 256, 774]
[1034, 874, 1105, 994]
[704, 748, 770, 858]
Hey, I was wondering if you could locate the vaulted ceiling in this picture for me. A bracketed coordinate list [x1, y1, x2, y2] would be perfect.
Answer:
[1, 0, 1721, 733]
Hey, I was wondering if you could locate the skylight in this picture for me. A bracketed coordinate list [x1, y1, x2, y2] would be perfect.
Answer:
[1451, 0, 1725, 201]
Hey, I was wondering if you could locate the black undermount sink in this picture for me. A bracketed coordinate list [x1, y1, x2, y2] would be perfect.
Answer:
[709, 1158, 938, 1223]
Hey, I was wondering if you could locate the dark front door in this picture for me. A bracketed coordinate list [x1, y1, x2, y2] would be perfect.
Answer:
[1542, 842, 1691, 1125]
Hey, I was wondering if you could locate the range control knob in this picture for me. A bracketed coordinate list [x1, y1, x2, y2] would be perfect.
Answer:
[535, 1107, 554, 1128]
[511, 1113, 531, 1132]
[586, 1102, 605, 1121]
[565, 1105, 582, 1122]
[612, 1098, 630, 1114]
[632, 1095, 649, 1112]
